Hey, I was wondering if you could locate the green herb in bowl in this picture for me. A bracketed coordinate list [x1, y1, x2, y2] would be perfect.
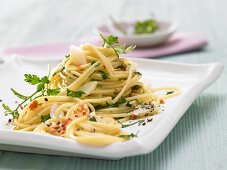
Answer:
[134, 19, 159, 34]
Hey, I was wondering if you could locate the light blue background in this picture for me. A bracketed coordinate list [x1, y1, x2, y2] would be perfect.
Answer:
[0, 0, 226, 169]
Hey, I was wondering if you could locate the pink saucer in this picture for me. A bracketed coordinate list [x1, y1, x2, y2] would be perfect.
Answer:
[2, 32, 207, 58]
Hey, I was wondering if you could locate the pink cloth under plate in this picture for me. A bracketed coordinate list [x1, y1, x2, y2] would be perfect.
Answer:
[2, 32, 207, 58]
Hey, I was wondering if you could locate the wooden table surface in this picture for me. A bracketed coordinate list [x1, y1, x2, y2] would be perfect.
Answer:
[0, 0, 226, 169]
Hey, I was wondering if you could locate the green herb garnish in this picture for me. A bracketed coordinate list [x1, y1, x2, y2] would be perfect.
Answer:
[118, 119, 144, 128]
[131, 85, 142, 90]
[2, 103, 19, 119]
[89, 117, 97, 122]
[47, 88, 60, 96]
[133, 72, 142, 76]
[126, 102, 132, 107]
[166, 91, 174, 95]
[114, 45, 136, 55]
[115, 97, 126, 105]
[116, 64, 126, 70]
[2, 74, 50, 119]
[41, 114, 51, 122]
[134, 19, 159, 34]
[99, 71, 110, 80]
[66, 89, 85, 98]
[24, 74, 41, 85]
[119, 133, 138, 140]
[11, 88, 28, 100]
[65, 54, 70, 58]
[94, 98, 126, 110]
[94, 105, 107, 110]
[90, 60, 96, 65]
[100, 34, 135, 58]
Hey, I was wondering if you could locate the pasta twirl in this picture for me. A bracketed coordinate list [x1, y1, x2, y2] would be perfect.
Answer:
[3, 37, 180, 146]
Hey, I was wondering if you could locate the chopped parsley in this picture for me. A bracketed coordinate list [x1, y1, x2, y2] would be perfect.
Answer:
[94, 105, 107, 110]
[116, 64, 126, 71]
[114, 45, 136, 55]
[166, 91, 174, 95]
[133, 72, 142, 76]
[66, 89, 85, 98]
[99, 71, 110, 80]
[134, 19, 159, 34]
[126, 102, 132, 107]
[100, 34, 135, 58]
[115, 97, 126, 105]
[119, 133, 138, 140]
[94, 98, 126, 110]
[47, 88, 60, 96]
[41, 114, 51, 122]
[90, 60, 96, 65]
[89, 117, 97, 122]
[131, 85, 142, 90]
[118, 119, 144, 128]
[65, 54, 70, 58]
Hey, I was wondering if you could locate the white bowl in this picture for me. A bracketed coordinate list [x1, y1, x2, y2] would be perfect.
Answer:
[95, 20, 178, 47]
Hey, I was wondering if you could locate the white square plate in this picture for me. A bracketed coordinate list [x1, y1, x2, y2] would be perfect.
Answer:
[0, 56, 224, 159]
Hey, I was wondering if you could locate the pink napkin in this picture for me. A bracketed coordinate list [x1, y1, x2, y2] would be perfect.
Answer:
[2, 32, 207, 58]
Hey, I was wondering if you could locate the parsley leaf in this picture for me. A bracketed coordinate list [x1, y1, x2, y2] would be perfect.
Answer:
[2, 103, 12, 113]
[24, 74, 40, 85]
[67, 89, 85, 98]
[133, 71, 142, 76]
[126, 102, 132, 107]
[2, 103, 19, 119]
[134, 19, 159, 34]
[90, 60, 96, 65]
[101, 34, 119, 47]
[131, 85, 142, 90]
[166, 91, 174, 95]
[89, 117, 97, 122]
[37, 83, 45, 92]
[41, 114, 51, 122]
[115, 97, 126, 105]
[65, 54, 70, 58]
[11, 88, 28, 100]
[3, 73, 51, 120]
[118, 119, 144, 128]
[99, 71, 110, 80]
[41, 76, 50, 84]
[95, 98, 126, 110]
[94, 105, 107, 110]
[100, 34, 135, 58]
[119, 133, 138, 140]
[115, 45, 136, 54]
[116, 64, 126, 71]
[47, 88, 60, 96]
[24, 74, 49, 92]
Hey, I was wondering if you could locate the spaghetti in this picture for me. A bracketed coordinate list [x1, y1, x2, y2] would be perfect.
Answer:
[4, 36, 180, 145]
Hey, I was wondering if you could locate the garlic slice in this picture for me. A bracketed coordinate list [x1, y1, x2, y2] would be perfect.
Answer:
[78, 81, 98, 96]
[69, 45, 87, 66]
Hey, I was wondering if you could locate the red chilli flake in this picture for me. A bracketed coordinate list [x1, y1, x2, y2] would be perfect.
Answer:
[61, 118, 72, 127]
[131, 114, 139, 120]
[160, 99, 165, 104]
[29, 100, 39, 110]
